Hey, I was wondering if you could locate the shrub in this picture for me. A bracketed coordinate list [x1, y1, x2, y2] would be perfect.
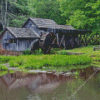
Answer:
[9, 60, 19, 67]
[50, 48, 56, 54]
[0, 65, 8, 71]
[53, 48, 61, 51]
[23, 49, 31, 55]
[34, 49, 43, 55]
[0, 56, 15, 63]
[9, 57, 26, 67]
[56, 50, 68, 55]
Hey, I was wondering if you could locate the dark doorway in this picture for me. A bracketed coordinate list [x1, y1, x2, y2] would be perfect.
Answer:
[0, 23, 3, 31]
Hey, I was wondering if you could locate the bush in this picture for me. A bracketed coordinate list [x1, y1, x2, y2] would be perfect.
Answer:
[9, 57, 25, 67]
[0, 65, 8, 71]
[50, 48, 56, 54]
[80, 34, 100, 45]
[56, 50, 68, 55]
[34, 49, 43, 55]
[0, 56, 15, 63]
[23, 49, 31, 55]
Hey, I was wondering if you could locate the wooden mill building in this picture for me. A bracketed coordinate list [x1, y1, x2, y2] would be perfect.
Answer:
[0, 17, 91, 52]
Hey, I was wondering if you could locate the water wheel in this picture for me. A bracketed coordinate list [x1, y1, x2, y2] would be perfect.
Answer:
[39, 33, 57, 54]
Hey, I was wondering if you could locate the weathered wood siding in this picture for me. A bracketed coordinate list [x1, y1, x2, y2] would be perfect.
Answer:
[2, 30, 37, 51]
[24, 20, 37, 29]
[2, 30, 17, 51]
[24, 20, 40, 34]
[17, 39, 36, 51]
[24, 20, 47, 35]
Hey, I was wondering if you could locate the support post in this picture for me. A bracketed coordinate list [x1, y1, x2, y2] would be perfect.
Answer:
[56, 33, 59, 46]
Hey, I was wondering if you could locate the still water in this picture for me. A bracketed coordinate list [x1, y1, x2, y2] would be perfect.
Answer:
[0, 67, 100, 100]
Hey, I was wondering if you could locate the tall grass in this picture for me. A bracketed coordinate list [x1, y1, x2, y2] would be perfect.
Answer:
[8, 55, 91, 69]
[0, 56, 16, 63]
[56, 50, 68, 55]
[0, 65, 8, 71]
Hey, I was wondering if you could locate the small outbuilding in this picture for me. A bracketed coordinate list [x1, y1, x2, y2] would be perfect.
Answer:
[1, 27, 40, 51]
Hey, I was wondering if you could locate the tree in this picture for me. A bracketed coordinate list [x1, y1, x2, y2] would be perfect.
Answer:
[35, 0, 66, 24]
[59, 0, 100, 33]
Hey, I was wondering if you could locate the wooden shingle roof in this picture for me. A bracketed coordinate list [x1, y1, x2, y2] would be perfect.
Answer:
[58, 25, 74, 30]
[23, 17, 75, 30]
[29, 17, 58, 29]
[5, 27, 40, 38]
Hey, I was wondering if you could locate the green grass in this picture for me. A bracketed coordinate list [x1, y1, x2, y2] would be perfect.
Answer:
[65, 45, 100, 67]
[42, 65, 91, 73]
[0, 55, 16, 64]
[0, 71, 8, 76]
[8, 55, 91, 70]
[0, 45, 97, 72]
[0, 65, 8, 71]
[65, 45, 100, 57]
[56, 50, 68, 55]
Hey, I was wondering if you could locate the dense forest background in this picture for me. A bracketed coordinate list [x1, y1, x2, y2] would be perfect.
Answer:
[0, 0, 100, 34]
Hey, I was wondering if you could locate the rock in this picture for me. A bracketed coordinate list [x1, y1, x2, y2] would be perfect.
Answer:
[63, 72, 74, 76]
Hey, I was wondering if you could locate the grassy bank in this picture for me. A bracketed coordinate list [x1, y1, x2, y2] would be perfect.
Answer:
[63, 45, 100, 67]
[1, 45, 98, 73]
[0, 54, 91, 71]
[9, 55, 91, 68]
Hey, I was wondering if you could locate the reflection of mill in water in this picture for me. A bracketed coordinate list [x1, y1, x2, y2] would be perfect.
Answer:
[0, 67, 96, 100]
[0, 71, 73, 100]
[0, 72, 72, 92]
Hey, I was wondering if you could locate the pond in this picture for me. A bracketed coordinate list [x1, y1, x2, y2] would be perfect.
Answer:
[0, 66, 100, 100]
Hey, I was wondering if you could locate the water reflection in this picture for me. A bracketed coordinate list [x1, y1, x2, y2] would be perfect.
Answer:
[0, 66, 100, 100]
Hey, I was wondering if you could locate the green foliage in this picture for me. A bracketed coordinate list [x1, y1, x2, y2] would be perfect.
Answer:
[50, 48, 56, 54]
[8, 55, 91, 69]
[59, 0, 100, 33]
[56, 50, 68, 55]
[23, 49, 31, 55]
[0, 65, 8, 71]
[34, 49, 43, 55]
[0, 71, 8, 76]
[5, 0, 66, 27]
[0, 56, 15, 63]
[9, 57, 25, 67]
[79, 34, 100, 45]
[35, 0, 66, 24]
[53, 48, 61, 51]
[9, 16, 27, 27]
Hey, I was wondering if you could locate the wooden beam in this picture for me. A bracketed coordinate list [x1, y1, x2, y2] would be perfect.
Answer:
[56, 33, 59, 46]
[59, 35, 65, 47]
[84, 34, 87, 46]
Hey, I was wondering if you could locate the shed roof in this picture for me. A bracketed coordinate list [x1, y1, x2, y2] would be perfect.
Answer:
[23, 17, 75, 30]
[58, 25, 74, 30]
[29, 17, 58, 29]
[4, 27, 40, 38]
